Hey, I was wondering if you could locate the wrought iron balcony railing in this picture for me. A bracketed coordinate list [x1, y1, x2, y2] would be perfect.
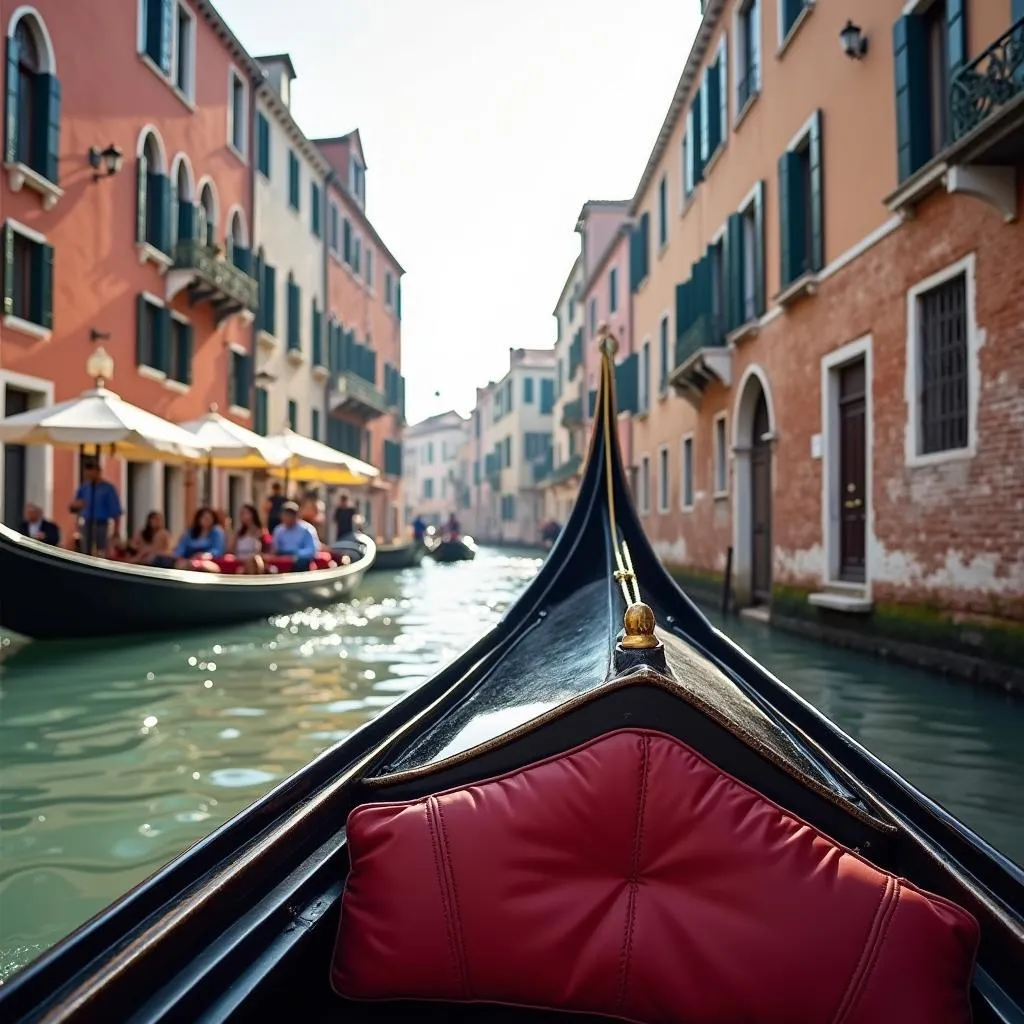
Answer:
[951, 17, 1024, 142]
[329, 371, 389, 421]
[172, 240, 258, 314]
[675, 312, 726, 370]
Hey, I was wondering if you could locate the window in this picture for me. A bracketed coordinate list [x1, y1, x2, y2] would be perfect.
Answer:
[350, 158, 365, 205]
[137, 132, 170, 253]
[384, 270, 395, 308]
[228, 69, 247, 157]
[779, 0, 811, 45]
[257, 256, 276, 336]
[227, 349, 251, 410]
[700, 36, 728, 162]
[658, 446, 670, 513]
[254, 386, 269, 435]
[288, 150, 300, 211]
[287, 399, 298, 431]
[168, 315, 193, 385]
[658, 315, 669, 393]
[681, 436, 694, 509]
[342, 218, 352, 263]
[254, 113, 270, 177]
[227, 211, 249, 272]
[778, 111, 822, 287]
[173, 2, 195, 98]
[540, 378, 555, 414]
[734, 0, 760, 114]
[609, 267, 618, 314]
[329, 201, 339, 252]
[197, 182, 216, 248]
[639, 455, 650, 515]
[423, 478, 434, 500]
[915, 269, 969, 456]
[311, 300, 323, 367]
[588, 297, 597, 336]
[657, 175, 668, 248]
[629, 213, 650, 293]
[523, 376, 534, 403]
[310, 182, 321, 237]
[311, 408, 321, 441]
[639, 339, 650, 412]
[426, 442, 434, 465]
[709, 236, 726, 330]
[365, 247, 374, 288]
[2, 222, 54, 332]
[730, 182, 765, 326]
[286, 275, 301, 351]
[713, 414, 728, 495]
[136, 294, 167, 372]
[6, 16, 61, 188]
[352, 234, 362, 274]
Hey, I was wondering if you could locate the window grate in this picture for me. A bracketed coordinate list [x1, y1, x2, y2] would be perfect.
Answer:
[918, 272, 968, 455]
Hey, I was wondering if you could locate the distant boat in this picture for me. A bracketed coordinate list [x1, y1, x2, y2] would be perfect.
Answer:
[0, 527, 375, 641]
[427, 534, 477, 563]
[368, 539, 427, 571]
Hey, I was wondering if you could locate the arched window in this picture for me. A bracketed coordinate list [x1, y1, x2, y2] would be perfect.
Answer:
[226, 210, 249, 272]
[135, 131, 169, 251]
[196, 183, 216, 249]
[169, 157, 194, 250]
[6, 14, 60, 184]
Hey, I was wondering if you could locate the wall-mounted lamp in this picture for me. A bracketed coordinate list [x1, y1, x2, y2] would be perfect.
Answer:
[89, 328, 111, 343]
[86, 346, 115, 388]
[840, 20, 868, 59]
[88, 144, 124, 181]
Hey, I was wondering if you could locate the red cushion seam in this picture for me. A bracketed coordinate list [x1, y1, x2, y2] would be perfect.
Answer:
[829, 874, 896, 1024]
[838, 881, 903, 1024]
[435, 796, 472, 999]
[616, 733, 651, 1015]
[425, 796, 468, 998]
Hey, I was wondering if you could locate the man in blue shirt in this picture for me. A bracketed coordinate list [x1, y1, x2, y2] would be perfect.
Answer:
[271, 501, 319, 571]
[69, 460, 122, 555]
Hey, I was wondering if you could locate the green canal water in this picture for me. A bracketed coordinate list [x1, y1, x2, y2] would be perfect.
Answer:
[1, 547, 1022, 983]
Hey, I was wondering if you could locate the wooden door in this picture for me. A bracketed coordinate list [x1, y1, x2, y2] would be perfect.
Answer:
[750, 391, 772, 603]
[838, 360, 867, 582]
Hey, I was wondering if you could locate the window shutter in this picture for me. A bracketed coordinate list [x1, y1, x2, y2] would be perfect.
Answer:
[777, 151, 793, 285]
[396, 281, 402, 319]
[343, 219, 352, 263]
[946, 0, 966, 73]
[136, 294, 147, 366]
[181, 322, 194, 385]
[2, 224, 14, 316]
[136, 159, 148, 244]
[145, 0, 162, 64]
[727, 212, 744, 331]
[893, 17, 930, 182]
[808, 110, 823, 273]
[4, 35, 19, 165]
[178, 201, 195, 245]
[1015, 0, 1024, 20]
[674, 280, 690, 358]
[35, 74, 61, 184]
[718, 38, 728, 147]
[753, 179, 766, 316]
[264, 263, 276, 335]
[700, 71, 711, 159]
[33, 242, 54, 329]
[156, 307, 171, 374]
[615, 352, 639, 414]
[233, 246, 251, 274]
[149, 173, 170, 252]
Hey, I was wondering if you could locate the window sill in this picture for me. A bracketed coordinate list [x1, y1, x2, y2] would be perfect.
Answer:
[257, 330, 278, 352]
[657, 389, 669, 402]
[312, 363, 330, 381]
[229, 405, 251, 419]
[657, 241, 670, 260]
[286, 347, 305, 366]
[4, 162, 63, 210]
[905, 445, 976, 470]
[138, 365, 167, 382]
[774, 272, 818, 309]
[2, 314, 51, 341]
[703, 142, 726, 178]
[734, 88, 760, 131]
[713, 489, 729, 502]
[679, 193, 696, 219]
[727, 319, 760, 345]
[139, 53, 196, 111]
[681, 503, 695, 514]
[164, 379, 190, 394]
[227, 141, 248, 166]
[137, 242, 173, 271]
[883, 159, 949, 220]
[776, 1, 814, 58]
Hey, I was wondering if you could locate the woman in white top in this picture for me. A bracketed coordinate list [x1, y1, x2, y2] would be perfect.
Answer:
[229, 503, 267, 574]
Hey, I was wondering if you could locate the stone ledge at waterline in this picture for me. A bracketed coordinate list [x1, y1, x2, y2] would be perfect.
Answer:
[662, 565, 1024, 697]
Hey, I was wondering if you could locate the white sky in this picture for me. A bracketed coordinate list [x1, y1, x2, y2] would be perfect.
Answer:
[214, 0, 700, 423]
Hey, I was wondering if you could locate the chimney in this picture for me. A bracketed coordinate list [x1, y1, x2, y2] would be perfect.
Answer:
[256, 54, 297, 109]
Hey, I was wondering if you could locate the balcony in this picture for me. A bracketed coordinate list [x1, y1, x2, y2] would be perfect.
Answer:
[328, 371, 389, 421]
[669, 312, 732, 407]
[561, 398, 583, 428]
[531, 450, 554, 485]
[165, 241, 258, 324]
[548, 453, 583, 486]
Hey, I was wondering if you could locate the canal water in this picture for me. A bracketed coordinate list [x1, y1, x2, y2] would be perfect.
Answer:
[1, 548, 1022, 983]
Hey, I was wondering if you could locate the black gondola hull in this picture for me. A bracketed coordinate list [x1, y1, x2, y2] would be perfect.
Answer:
[0, 525, 374, 641]
[428, 538, 476, 563]
[367, 541, 425, 571]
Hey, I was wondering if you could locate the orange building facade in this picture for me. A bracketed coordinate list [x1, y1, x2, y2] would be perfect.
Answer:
[1, 1, 405, 543]
[618, 0, 1023, 663]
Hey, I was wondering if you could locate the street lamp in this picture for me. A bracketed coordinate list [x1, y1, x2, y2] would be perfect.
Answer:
[89, 144, 124, 181]
[839, 20, 868, 59]
[86, 346, 115, 388]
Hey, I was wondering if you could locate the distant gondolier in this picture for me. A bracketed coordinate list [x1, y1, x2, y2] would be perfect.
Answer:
[69, 460, 122, 554]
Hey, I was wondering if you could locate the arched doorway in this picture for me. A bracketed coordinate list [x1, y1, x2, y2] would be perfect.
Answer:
[750, 391, 772, 603]
[731, 367, 775, 607]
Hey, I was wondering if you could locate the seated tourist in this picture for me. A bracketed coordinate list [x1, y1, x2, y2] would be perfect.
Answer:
[230, 503, 268, 574]
[444, 511, 461, 539]
[126, 511, 175, 567]
[173, 506, 226, 571]
[20, 503, 60, 545]
[271, 501, 319, 571]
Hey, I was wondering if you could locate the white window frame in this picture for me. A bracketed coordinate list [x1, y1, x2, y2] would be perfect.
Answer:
[680, 433, 695, 511]
[2, 217, 51, 341]
[658, 313, 671, 395]
[365, 246, 375, 289]
[172, 1, 196, 102]
[638, 454, 651, 515]
[712, 412, 729, 497]
[226, 67, 248, 162]
[639, 337, 651, 413]
[165, 309, 193, 393]
[329, 200, 340, 254]
[777, 0, 814, 53]
[137, 290, 168, 381]
[657, 444, 670, 513]
[717, 34, 729, 150]
[736, 179, 762, 325]
[732, 0, 760, 123]
[904, 252, 979, 468]
[657, 174, 668, 249]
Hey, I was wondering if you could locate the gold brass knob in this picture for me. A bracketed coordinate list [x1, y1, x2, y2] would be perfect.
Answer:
[621, 602, 658, 649]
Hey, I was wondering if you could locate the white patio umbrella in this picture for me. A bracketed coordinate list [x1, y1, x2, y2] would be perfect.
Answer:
[263, 429, 381, 486]
[179, 409, 291, 470]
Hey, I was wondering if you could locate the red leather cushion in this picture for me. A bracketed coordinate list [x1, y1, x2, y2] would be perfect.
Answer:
[331, 728, 978, 1024]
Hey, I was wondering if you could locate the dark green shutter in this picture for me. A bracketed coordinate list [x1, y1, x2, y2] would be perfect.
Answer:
[135, 294, 147, 366]
[727, 212, 744, 331]
[946, 0, 965, 72]
[778, 151, 804, 285]
[706, 59, 721, 154]
[180, 322, 194, 385]
[615, 352, 638, 414]
[34, 74, 60, 183]
[4, 35, 18, 165]
[148, 173, 170, 251]
[287, 280, 300, 348]
[156, 307, 171, 374]
[2, 224, 14, 316]
[177, 201, 195, 244]
[674, 280, 690, 356]
[264, 263, 276, 335]
[753, 180, 766, 316]
[396, 281, 402, 319]
[136, 159, 148, 244]
[809, 110, 823, 273]
[343, 219, 352, 263]
[893, 17, 930, 182]
[691, 85, 704, 184]
[233, 246, 251, 274]
[33, 242, 54, 329]
[1015, 0, 1024, 21]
